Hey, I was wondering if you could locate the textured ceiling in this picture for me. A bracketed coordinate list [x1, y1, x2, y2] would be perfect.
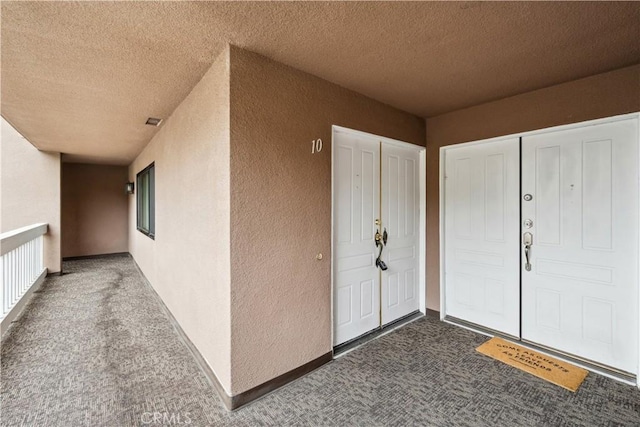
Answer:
[2, 2, 639, 165]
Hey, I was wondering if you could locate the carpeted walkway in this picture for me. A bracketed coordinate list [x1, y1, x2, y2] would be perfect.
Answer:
[2, 256, 639, 426]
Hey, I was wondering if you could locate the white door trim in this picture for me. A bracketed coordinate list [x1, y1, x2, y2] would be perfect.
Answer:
[636, 114, 640, 390]
[331, 125, 427, 347]
[439, 112, 640, 388]
[441, 113, 639, 151]
[419, 149, 427, 318]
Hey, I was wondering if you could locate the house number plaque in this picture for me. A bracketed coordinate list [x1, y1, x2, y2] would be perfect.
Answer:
[311, 139, 323, 154]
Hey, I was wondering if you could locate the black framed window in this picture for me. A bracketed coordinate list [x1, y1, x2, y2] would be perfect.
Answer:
[136, 163, 155, 239]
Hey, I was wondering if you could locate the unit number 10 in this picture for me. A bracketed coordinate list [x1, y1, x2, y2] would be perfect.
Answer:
[311, 139, 323, 154]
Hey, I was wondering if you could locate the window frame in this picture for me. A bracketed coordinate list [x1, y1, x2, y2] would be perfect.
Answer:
[136, 162, 155, 239]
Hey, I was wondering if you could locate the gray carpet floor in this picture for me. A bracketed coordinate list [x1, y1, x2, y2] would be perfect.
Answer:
[2, 256, 639, 426]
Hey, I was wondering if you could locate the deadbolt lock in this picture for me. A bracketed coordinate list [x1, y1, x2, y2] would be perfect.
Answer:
[523, 194, 533, 201]
[524, 219, 533, 229]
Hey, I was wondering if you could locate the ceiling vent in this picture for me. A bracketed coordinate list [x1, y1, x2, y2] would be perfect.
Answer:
[145, 117, 163, 126]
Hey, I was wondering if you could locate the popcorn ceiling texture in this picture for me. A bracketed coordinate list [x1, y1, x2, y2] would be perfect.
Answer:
[228, 46, 424, 395]
[1, 2, 638, 164]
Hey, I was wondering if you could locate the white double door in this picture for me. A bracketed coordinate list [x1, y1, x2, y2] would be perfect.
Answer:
[444, 117, 639, 375]
[334, 129, 421, 346]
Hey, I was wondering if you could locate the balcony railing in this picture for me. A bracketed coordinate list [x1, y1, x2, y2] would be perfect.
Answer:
[1, 223, 48, 335]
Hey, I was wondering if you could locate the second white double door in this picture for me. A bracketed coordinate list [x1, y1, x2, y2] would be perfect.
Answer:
[334, 129, 421, 346]
[444, 117, 639, 375]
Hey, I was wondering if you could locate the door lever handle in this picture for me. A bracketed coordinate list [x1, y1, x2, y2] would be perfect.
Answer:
[523, 232, 533, 271]
[375, 227, 388, 270]
[376, 245, 388, 271]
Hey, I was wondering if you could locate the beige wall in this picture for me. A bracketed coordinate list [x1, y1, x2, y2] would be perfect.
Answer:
[62, 163, 128, 258]
[228, 46, 426, 395]
[125, 45, 638, 398]
[1, 117, 61, 272]
[425, 64, 640, 310]
[128, 48, 232, 391]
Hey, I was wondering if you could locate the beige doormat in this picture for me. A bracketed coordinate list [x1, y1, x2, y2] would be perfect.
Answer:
[476, 337, 588, 392]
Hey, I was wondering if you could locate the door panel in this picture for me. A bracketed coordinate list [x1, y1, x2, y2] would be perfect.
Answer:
[521, 119, 639, 374]
[333, 132, 380, 345]
[334, 130, 424, 346]
[380, 143, 420, 325]
[444, 138, 521, 337]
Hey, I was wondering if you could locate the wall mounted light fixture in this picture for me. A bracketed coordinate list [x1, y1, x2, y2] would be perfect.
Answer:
[126, 182, 135, 195]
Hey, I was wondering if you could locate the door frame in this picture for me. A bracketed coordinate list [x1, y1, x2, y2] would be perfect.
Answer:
[439, 112, 640, 388]
[331, 125, 427, 347]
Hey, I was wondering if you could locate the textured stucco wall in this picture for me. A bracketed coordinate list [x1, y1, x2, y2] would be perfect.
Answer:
[228, 46, 426, 395]
[425, 64, 640, 311]
[62, 163, 128, 258]
[1, 117, 61, 272]
[128, 48, 231, 391]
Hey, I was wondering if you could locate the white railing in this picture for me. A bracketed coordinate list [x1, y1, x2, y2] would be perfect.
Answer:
[1, 223, 48, 334]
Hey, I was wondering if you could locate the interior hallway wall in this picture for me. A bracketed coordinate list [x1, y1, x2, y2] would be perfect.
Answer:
[425, 64, 640, 311]
[228, 46, 426, 395]
[1, 117, 61, 273]
[128, 47, 232, 391]
[62, 163, 128, 258]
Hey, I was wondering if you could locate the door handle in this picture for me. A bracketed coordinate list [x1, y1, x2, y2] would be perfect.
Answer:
[375, 228, 388, 270]
[523, 232, 533, 271]
[376, 246, 388, 271]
